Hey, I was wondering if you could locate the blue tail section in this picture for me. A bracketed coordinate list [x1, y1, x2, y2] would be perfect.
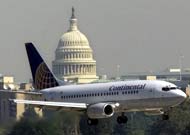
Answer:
[25, 42, 59, 89]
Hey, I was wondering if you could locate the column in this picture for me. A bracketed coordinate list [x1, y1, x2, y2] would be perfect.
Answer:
[76, 65, 78, 74]
[67, 65, 70, 75]
[65, 65, 67, 75]
[76, 65, 79, 74]
[90, 65, 92, 73]
[72, 65, 75, 74]
[82, 65, 84, 74]
[73, 65, 76, 74]
[84, 65, 86, 74]
[86, 65, 88, 74]
[80, 65, 82, 74]
[83, 65, 85, 74]
[92, 65, 94, 73]
[70, 65, 72, 74]
[63, 65, 65, 75]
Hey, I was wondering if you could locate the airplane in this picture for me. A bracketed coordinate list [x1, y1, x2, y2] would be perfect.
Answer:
[12, 42, 187, 125]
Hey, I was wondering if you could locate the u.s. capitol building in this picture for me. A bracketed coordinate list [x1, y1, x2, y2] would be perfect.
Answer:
[52, 8, 99, 83]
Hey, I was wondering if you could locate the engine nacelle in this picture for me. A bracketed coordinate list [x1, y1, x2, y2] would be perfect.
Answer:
[87, 103, 114, 119]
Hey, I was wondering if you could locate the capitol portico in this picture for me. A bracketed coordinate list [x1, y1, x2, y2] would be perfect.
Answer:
[52, 8, 99, 83]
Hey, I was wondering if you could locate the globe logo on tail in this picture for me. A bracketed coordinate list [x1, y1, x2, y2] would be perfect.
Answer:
[35, 62, 59, 89]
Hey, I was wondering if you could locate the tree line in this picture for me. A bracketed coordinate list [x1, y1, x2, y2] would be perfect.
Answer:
[1, 99, 190, 135]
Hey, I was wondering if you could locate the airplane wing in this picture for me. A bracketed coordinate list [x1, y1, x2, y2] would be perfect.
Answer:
[11, 99, 87, 111]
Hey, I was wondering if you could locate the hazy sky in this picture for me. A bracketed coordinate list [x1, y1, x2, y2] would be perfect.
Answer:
[0, 0, 190, 82]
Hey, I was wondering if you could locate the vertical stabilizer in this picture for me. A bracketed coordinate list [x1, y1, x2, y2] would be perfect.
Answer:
[25, 42, 59, 89]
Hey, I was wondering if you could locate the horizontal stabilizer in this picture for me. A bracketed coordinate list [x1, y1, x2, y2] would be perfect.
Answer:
[0, 90, 42, 95]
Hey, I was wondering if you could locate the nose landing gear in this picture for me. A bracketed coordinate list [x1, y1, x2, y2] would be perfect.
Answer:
[117, 113, 128, 124]
[162, 113, 169, 120]
[87, 118, 98, 126]
[162, 111, 169, 120]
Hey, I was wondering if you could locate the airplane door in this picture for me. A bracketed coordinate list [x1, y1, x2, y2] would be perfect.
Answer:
[147, 87, 155, 107]
[150, 87, 155, 98]
[141, 86, 154, 99]
[139, 86, 155, 107]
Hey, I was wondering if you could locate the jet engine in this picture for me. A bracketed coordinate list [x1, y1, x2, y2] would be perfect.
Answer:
[87, 103, 114, 119]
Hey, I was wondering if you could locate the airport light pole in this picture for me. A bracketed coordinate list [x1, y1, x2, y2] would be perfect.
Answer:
[116, 65, 120, 80]
[179, 54, 184, 81]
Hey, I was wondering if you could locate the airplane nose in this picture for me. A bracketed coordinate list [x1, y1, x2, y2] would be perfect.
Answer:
[178, 90, 187, 101]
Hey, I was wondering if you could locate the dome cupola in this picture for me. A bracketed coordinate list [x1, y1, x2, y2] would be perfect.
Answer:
[52, 7, 98, 83]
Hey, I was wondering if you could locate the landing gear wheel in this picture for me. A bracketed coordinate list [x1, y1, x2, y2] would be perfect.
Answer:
[117, 116, 128, 124]
[87, 118, 98, 126]
[122, 116, 128, 123]
[162, 114, 169, 120]
[117, 116, 123, 124]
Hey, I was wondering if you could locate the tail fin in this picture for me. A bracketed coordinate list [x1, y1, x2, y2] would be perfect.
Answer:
[25, 42, 59, 89]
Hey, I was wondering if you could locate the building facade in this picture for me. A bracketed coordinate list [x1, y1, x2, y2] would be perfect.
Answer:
[0, 74, 42, 123]
[0, 91, 43, 123]
[0, 76, 16, 90]
[121, 68, 190, 90]
[52, 8, 98, 83]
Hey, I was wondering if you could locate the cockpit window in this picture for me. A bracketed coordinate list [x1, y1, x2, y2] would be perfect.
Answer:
[162, 86, 177, 91]
[170, 87, 177, 90]
[162, 87, 170, 91]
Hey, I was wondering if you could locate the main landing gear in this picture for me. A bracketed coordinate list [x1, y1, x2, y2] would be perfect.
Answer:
[87, 112, 128, 126]
[87, 118, 98, 126]
[162, 113, 169, 120]
[117, 112, 128, 124]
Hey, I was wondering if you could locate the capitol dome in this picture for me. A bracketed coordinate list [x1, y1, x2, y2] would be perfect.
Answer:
[52, 8, 98, 83]
[59, 30, 90, 47]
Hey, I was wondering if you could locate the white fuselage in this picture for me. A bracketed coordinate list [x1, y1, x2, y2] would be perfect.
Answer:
[41, 80, 186, 113]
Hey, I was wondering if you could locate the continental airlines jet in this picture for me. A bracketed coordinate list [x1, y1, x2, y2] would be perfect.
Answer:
[12, 43, 187, 125]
